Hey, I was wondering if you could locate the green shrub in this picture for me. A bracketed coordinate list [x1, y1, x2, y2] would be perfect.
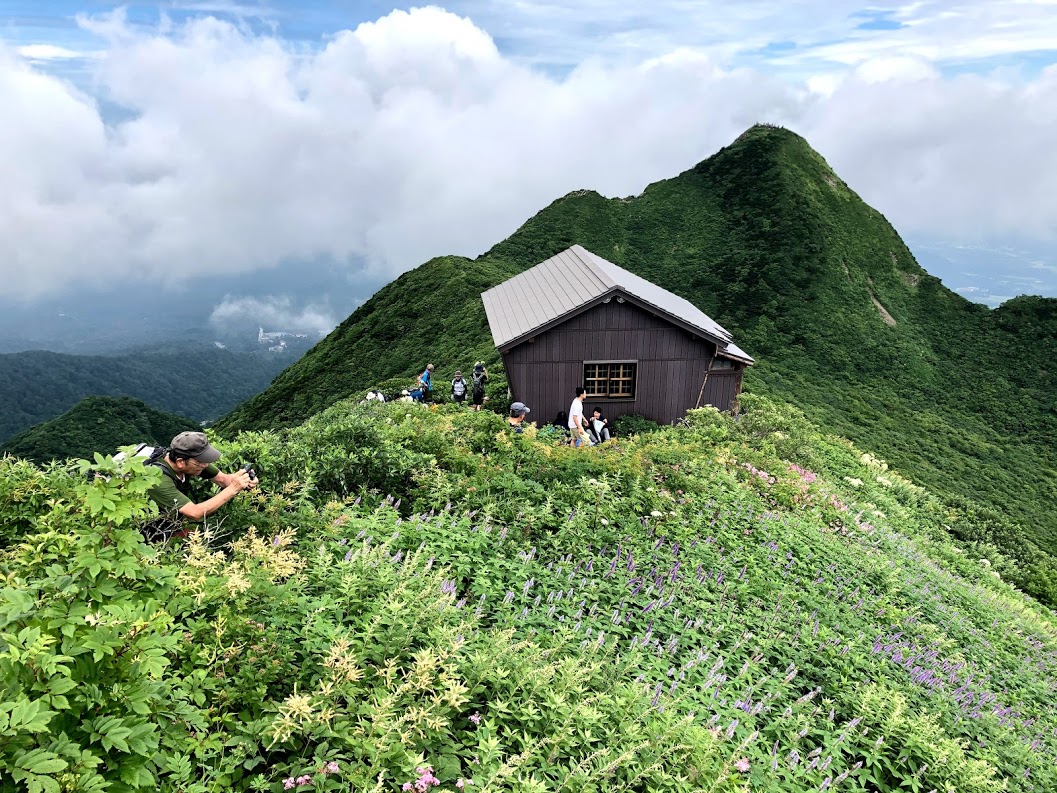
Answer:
[613, 413, 661, 437]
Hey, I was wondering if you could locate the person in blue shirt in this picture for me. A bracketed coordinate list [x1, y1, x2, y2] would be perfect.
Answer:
[417, 364, 435, 401]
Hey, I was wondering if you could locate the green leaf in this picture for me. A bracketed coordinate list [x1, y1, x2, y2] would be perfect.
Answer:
[16, 748, 67, 774]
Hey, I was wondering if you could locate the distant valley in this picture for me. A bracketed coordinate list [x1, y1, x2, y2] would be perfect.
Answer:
[0, 335, 316, 446]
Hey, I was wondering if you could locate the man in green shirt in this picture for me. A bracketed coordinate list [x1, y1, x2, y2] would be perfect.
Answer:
[144, 431, 256, 539]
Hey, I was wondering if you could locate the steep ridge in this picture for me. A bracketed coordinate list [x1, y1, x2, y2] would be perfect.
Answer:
[1, 396, 199, 464]
[215, 125, 1057, 582]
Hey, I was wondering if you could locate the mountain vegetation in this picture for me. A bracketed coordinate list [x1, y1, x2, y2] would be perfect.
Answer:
[5, 123, 1055, 792]
[216, 124, 1057, 602]
[1, 396, 199, 464]
[3, 395, 1056, 792]
[0, 343, 302, 443]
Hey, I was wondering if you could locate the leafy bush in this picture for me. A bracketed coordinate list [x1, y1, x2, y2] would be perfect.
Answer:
[613, 413, 661, 437]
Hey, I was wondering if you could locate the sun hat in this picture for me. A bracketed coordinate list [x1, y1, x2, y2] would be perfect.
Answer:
[170, 431, 221, 464]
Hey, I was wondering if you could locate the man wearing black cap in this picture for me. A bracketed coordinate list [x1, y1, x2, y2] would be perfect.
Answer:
[145, 431, 256, 532]
[508, 402, 531, 433]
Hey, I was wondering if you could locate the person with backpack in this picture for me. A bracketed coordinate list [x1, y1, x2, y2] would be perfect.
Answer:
[451, 370, 469, 404]
[417, 364, 435, 402]
[144, 431, 256, 540]
[471, 362, 488, 411]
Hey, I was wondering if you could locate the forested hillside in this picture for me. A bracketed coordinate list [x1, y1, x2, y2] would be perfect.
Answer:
[4, 396, 1056, 792]
[1, 396, 198, 463]
[216, 124, 1057, 594]
[0, 344, 299, 442]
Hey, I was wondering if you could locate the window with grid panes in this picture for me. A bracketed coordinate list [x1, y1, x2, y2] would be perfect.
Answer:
[583, 362, 637, 399]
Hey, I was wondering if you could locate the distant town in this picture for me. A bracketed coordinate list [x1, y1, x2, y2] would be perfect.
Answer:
[258, 327, 311, 352]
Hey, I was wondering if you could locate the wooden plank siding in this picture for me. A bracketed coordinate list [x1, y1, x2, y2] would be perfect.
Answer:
[502, 300, 744, 427]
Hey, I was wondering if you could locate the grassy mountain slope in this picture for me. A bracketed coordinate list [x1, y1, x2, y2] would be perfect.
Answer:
[215, 125, 1057, 583]
[1, 396, 199, 463]
[5, 396, 1057, 791]
[217, 256, 520, 430]
[0, 344, 299, 442]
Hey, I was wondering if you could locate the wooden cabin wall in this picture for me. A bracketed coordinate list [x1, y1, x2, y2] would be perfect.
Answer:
[503, 300, 743, 426]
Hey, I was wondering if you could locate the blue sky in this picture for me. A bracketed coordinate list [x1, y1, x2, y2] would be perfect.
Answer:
[1, 0, 1056, 318]
[10, 1, 1057, 77]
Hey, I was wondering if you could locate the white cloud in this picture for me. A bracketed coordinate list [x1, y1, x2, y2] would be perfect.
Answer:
[208, 295, 337, 334]
[853, 55, 939, 83]
[0, 7, 1055, 302]
[16, 44, 97, 61]
[800, 62, 1057, 239]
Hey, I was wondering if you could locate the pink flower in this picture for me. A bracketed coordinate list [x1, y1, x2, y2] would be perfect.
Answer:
[734, 758, 750, 773]
[402, 784, 412, 791]
[469, 712, 482, 725]
[296, 775, 312, 786]
[325, 761, 340, 774]
[284, 779, 296, 790]
[456, 779, 473, 789]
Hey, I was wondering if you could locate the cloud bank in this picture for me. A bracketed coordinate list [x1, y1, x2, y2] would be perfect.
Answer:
[1, 6, 1056, 300]
[208, 295, 337, 335]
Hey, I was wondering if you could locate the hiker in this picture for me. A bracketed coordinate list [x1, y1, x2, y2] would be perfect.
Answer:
[451, 370, 469, 404]
[144, 431, 256, 540]
[417, 364, 435, 401]
[471, 362, 488, 411]
[508, 401, 531, 433]
[588, 407, 611, 444]
[568, 387, 591, 447]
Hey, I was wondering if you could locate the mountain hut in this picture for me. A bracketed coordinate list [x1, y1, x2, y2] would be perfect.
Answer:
[481, 245, 754, 427]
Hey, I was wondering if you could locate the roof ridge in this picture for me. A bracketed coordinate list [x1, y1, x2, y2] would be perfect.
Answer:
[570, 244, 618, 291]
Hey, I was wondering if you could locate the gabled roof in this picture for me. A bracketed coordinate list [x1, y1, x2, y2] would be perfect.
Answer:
[481, 245, 753, 363]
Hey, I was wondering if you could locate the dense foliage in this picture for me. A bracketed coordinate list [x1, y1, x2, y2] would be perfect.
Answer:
[214, 125, 1057, 579]
[0, 344, 299, 443]
[4, 395, 1056, 792]
[1, 396, 199, 464]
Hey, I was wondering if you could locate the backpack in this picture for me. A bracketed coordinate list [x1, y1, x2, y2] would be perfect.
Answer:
[113, 442, 164, 466]
[472, 368, 486, 396]
[111, 443, 184, 488]
[105, 444, 189, 542]
[452, 377, 467, 398]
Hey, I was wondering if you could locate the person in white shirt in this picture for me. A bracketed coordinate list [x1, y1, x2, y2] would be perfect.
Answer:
[568, 387, 591, 447]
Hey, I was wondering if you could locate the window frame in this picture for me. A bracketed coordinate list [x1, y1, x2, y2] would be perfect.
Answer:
[583, 359, 638, 401]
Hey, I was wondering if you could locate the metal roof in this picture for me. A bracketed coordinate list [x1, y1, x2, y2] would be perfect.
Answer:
[717, 341, 754, 364]
[482, 245, 753, 363]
